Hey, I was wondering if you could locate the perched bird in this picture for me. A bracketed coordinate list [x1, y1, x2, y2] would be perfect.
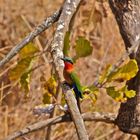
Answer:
[61, 57, 82, 112]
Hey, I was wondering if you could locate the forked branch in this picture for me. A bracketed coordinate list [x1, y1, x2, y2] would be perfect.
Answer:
[0, 8, 62, 67]
[4, 112, 116, 140]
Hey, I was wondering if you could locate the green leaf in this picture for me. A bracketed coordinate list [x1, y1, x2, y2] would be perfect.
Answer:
[9, 57, 32, 81]
[125, 90, 136, 98]
[9, 43, 39, 95]
[20, 72, 30, 94]
[9, 42, 39, 81]
[89, 94, 97, 103]
[61, 95, 66, 106]
[19, 43, 39, 59]
[106, 86, 135, 102]
[83, 93, 97, 104]
[42, 75, 57, 104]
[99, 64, 112, 84]
[82, 85, 99, 103]
[106, 86, 121, 99]
[43, 92, 52, 104]
[74, 36, 92, 60]
[108, 59, 138, 82]
[45, 76, 57, 96]
[83, 85, 99, 95]
[63, 31, 70, 56]
[121, 85, 136, 98]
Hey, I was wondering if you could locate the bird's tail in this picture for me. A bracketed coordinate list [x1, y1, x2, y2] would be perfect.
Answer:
[73, 85, 82, 113]
[73, 84, 82, 98]
[75, 93, 81, 113]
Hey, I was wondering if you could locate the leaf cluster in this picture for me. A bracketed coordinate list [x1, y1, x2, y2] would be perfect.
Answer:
[63, 32, 139, 104]
[8, 34, 139, 111]
[9, 43, 39, 95]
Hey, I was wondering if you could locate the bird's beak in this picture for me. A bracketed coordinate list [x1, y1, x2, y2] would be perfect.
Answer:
[60, 57, 65, 61]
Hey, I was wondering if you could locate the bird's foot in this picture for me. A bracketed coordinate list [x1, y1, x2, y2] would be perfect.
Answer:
[62, 81, 69, 86]
[61, 81, 71, 91]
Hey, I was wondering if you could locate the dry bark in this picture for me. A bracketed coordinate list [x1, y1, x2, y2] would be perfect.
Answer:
[4, 112, 116, 140]
[0, 8, 62, 67]
[109, 0, 140, 137]
[49, 0, 88, 139]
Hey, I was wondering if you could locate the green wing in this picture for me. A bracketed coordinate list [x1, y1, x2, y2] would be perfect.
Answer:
[70, 72, 82, 93]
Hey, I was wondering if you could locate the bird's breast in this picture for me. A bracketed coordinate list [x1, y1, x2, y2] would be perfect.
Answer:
[63, 71, 73, 85]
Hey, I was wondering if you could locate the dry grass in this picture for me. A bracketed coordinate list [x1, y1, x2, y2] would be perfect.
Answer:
[0, 0, 137, 140]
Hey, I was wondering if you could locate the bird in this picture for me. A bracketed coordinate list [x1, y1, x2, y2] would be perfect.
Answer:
[61, 57, 82, 112]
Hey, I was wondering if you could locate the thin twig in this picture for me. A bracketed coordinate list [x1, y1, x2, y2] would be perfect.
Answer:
[45, 83, 61, 140]
[0, 8, 62, 67]
[94, 39, 140, 87]
[95, 35, 114, 82]
[21, 15, 49, 64]
[4, 112, 116, 140]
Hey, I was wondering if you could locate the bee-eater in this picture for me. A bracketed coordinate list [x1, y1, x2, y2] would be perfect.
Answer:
[61, 57, 82, 112]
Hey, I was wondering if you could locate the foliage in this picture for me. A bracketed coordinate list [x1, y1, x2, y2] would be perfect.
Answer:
[63, 32, 70, 56]
[20, 72, 30, 93]
[106, 86, 126, 102]
[9, 43, 39, 94]
[82, 59, 138, 102]
[41, 75, 57, 104]
[107, 60, 138, 81]
[74, 36, 93, 60]
[99, 59, 138, 101]
[82, 85, 99, 103]
[63, 33, 138, 104]
[63, 32, 93, 61]
[8, 35, 139, 108]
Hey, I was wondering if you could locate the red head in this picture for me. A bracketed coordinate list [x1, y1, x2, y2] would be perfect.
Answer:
[61, 57, 74, 72]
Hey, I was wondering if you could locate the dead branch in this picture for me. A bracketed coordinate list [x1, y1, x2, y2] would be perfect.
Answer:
[95, 38, 140, 87]
[50, 0, 82, 79]
[45, 0, 84, 138]
[49, 0, 88, 139]
[4, 112, 116, 140]
[47, 0, 87, 139]
[0, 8, 62, 68]
[63, 86, 89, 140]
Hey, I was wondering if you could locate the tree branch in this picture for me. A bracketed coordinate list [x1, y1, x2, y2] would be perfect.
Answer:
[4, 112, 116, 140]
[63, 86, 89, 140]
[0, 8, 62, 67]
[109, 0, 140, 136]
[49, 0, 88, 139]
[45, 0, 84, 139]
[50, 0, 82, 78]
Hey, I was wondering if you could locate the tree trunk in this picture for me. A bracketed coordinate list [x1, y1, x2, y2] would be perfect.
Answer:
[109, 0, 140, 137]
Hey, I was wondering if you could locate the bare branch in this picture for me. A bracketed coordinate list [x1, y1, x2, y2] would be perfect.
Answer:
[4, 112, 116, 140]
[82, 112, 116, 124]
[0, 8, 62, 68]
[63, 85, 89, 140]
[50, 0, 82, 80]
[49, 0, 89, 139]
[94, 38, 140, 87]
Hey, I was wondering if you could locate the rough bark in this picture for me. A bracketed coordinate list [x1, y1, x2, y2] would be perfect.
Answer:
[109, 0, 140, 136]
[63, 86, 89, 140]
[0, 8, 62, 67]
[4, 112, 116, 140]
[50, 0, 88, 139]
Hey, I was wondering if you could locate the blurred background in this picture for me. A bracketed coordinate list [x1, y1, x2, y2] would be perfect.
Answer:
[0, 0, 136, 139]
